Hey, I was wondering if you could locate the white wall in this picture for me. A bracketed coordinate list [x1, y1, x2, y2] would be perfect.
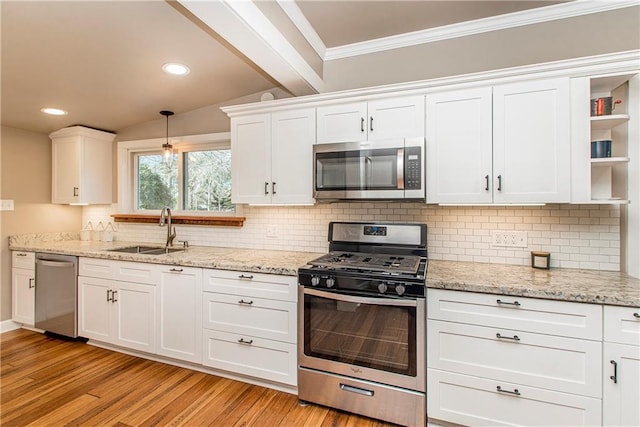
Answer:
[84, 202, 620, 271]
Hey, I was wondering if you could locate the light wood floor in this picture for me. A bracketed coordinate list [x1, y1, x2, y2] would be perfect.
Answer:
[1, 328, 397, 427]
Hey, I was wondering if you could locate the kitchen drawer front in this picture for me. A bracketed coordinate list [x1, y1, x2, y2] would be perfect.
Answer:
[203, 269, 296, 302]
[202, 329, 296, 386]
[427, 288, 602, 340]
[604, 305, 640, 346]
[79, 257, 160, 285]
[203, 292, 296, 343]
[427, 369, 602, 427]
[12, 251, 35, 269]
[427, 320, 602, 398]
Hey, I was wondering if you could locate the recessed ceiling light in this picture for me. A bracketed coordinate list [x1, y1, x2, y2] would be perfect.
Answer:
[162, 63, 190, 75]
[41, 107, 68, 116]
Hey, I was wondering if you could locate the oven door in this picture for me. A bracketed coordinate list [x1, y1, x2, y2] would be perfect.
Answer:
[298, 286, 425, 392]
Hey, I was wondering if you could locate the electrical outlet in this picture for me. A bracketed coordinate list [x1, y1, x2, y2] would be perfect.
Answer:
[0, 199, 15, 211]
[491, 230, 528, 248]
[266, 225, 278, 238]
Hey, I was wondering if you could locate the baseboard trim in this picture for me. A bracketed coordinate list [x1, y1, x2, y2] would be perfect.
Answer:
[0, 320, 22, 333]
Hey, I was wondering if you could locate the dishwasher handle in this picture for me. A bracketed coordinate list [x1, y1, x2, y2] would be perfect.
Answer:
[37, 259, 76, 268]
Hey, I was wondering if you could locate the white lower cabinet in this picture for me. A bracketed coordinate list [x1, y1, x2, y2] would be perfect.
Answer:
[427, 289, 603, 426]
[11, 251, 35, 325]
[202, 268, 297, 386]
[602, 305, 640, 426]
[78, 275, 156, 353]
[156, 266, 203, 363]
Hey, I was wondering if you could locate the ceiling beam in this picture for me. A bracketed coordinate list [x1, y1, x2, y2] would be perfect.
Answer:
[177, 0, 324, 96]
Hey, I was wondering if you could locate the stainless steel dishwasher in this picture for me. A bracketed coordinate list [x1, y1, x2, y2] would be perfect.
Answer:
[35, 253, 79, 338]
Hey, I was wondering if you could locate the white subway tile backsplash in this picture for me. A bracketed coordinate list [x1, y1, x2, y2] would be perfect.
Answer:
[83, 202, 622, 271]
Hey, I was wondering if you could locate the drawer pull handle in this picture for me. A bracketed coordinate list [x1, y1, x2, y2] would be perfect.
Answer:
[112, 290, 118, 302]
[238, 299, 254, 305]
[28, 278, 35, 288]
[16, 253, 28, 257]
[496, 333, 520, 341]
[107, 289, 112, 302]
[610, 360, 618, 384]
[170, 268, 183, 272]
[340, 383, 374, 397]
[238, 274, 254, 280]
[238, 338, 253, 345]
[633, 312, 640, 319]
[496, 386, 520, 396]
[496, 299, 520, 307]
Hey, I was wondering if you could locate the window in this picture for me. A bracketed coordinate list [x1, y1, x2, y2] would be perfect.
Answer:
[134, 145, 232, 213]
[118, 134, 235, 215]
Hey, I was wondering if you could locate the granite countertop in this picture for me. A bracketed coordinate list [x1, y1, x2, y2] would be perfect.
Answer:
[9, 235, 640, 307]
[8, 236, 324, 277]
[428, 260, 640, 307]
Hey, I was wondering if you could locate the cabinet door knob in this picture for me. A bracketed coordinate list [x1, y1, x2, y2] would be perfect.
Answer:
[633, 312, 639, 319]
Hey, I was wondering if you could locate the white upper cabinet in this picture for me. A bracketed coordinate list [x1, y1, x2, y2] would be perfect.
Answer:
[231, 109, 315, 205]
[493, 78, 571, 203]
[426, 87, 493, 203]
[50, 126, 116, 204]
[426, 78, 571, 204]
[316, 95, 425, 144]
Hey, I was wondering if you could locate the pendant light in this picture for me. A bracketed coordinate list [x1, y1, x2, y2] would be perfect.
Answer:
[160, 110, 174, 160]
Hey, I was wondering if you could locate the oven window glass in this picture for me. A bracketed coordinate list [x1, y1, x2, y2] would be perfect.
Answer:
[316, 149, 398, 190]
[303, 293, 416, 376]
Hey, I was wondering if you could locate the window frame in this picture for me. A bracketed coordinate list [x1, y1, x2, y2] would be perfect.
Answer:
[117, 132, 240, 216]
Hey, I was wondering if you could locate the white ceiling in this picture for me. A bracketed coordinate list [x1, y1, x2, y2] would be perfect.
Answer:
[0, 0, 589, 136]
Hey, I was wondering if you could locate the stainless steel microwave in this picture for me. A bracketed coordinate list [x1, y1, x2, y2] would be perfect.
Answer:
[313, 137, 425, 201]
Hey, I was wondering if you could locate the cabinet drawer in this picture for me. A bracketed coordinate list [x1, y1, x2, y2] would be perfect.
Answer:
[202, 329, 296, 386]
[203, 269, 296, 302]
[427, 369, 602, 427]
[203, 292, 296, 343]
[604, 305, 640, 346]
[427, 320, 602, 398]
[427, 289, 602, 340]
[79, 257, 160, 285]
[12, 251, 35, 269]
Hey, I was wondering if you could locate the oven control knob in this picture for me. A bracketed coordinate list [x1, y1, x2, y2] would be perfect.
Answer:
[377, 282, 388, 294]
[326, 277, 335, 288]
[311, 276, 320, 286]
[395, 284, 406, 296]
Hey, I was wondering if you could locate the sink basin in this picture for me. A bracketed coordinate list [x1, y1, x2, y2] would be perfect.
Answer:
[108, 246, 184, 255]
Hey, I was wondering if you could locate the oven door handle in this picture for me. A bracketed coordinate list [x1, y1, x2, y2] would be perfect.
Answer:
[303, 287, 418, 307]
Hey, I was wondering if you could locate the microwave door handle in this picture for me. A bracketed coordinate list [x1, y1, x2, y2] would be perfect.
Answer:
[364, 155, 372, 188]
[397, 148, 405, 189]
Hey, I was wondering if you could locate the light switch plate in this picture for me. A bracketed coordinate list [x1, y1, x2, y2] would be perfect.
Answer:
[0, 200, 15, 211]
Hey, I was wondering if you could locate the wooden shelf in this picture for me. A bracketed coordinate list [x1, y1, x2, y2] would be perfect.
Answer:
[590, 157, 630, 167]
[590, 114, 629, 130]
[111, 214, 245, 227]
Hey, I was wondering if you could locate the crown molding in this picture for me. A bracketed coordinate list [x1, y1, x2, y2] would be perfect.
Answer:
[324, 0, 640, 61]
[221, 50, 640, 116]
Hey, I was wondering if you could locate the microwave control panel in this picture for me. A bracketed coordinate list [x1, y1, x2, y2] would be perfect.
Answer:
[404, 147, 422, 190]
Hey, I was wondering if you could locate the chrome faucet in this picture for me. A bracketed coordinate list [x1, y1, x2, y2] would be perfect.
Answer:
[159, 206, 176, 247]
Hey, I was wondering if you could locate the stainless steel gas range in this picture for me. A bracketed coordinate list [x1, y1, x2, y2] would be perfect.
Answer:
[298, 222, 427, 427]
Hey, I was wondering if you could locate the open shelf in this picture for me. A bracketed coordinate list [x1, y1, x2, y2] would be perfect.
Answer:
[590, 114, 630, 130]
[590, 157, 630, 167]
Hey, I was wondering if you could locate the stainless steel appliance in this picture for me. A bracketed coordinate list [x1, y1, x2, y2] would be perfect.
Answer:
[35, 253, 79, 338]
[313, 137, 424, 201]
[298, 222, 427, 427]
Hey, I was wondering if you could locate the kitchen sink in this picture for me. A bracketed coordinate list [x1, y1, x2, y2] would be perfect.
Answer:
[107, 246, 184, 255]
